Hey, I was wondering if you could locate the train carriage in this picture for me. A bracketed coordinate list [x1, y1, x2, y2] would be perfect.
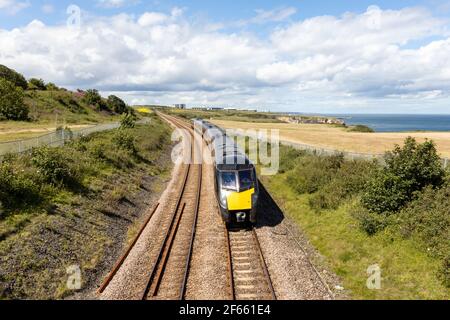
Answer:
[194, 119, 259, 227]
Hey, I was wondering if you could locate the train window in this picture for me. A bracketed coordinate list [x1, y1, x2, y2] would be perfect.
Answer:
[221, 172, 237, 190]
[239, 170, 254, 191]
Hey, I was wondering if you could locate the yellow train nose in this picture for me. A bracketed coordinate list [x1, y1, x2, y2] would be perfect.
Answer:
[226, 188, 255, 211]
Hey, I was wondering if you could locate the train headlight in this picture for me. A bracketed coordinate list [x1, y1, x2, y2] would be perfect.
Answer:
[219, 189, 229, 207]
[252, 192, 258, 206]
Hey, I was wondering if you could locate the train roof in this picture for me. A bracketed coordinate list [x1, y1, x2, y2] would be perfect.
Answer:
[195, 119, 254, 170]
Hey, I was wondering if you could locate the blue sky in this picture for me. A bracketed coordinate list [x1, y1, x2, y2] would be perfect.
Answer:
[1, 0, 450, 113]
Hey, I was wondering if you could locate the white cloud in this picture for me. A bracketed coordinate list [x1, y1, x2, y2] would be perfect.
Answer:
[138, 12, 168, 26]
[0, 0, 30, 14]
[1, 6, 450, 112]
[237, 7, 297, 26]
[97, 0, 139, 9]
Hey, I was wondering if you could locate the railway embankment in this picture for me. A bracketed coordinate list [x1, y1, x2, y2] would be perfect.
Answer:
[0, 114, 173, 299]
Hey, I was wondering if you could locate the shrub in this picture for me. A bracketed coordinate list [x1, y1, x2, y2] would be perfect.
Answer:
[287, 153, 344, 194]
[89, 142, 107, 160]
[309, 160, 377, 211]
[120, 113, 137, 129]
[28, 78, 46, 90]
[0, 78, 29, 120]
[0, 163, 41, 210]
[278, 147, 306, 173]
[55, 92, 84, 113]
[107, 95, 128, 114]
[400, 184, 450, 258]
[351, 205, 389, 236]
[399, 183, 450, 287]
[349, 125, 374, 133]
[83, 89, 108, 111]
[0, 65, 27, 89]
[31, 147, 79, 187]
[113, 130, 137, 154]
[362, 138, 444, 215]
[45, 82, 59, 91]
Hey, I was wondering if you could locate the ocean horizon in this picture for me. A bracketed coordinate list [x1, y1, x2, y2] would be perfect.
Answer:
[287, 113, 450, 133]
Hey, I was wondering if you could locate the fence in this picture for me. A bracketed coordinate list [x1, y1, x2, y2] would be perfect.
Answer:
[0, 118, 151, 160]
[229, 130, 450, 169]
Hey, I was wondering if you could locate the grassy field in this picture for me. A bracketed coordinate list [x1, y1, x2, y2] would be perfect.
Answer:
[212, 119, 450, 158]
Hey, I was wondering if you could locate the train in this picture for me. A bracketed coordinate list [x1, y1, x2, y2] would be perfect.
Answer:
[194, 119, 259, 227]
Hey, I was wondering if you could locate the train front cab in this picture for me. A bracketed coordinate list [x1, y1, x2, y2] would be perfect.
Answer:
[215, 166, 259, 228]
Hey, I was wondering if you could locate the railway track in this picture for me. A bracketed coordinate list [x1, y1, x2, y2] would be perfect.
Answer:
[226, 227, 276, 300]
[164, 112, 276, 301]
[140, 113, 202, 300]
[100, 112, 278, 300]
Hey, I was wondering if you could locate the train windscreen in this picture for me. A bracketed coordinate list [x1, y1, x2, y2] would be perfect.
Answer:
[239, 170, 254, 191]
[221, 172, 237, 191]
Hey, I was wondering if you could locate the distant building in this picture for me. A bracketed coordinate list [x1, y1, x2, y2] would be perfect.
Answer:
[174, 104, 186, 109]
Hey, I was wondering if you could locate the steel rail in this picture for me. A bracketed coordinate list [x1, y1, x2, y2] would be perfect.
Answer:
[224, 225, 236, 300]
[179, 161, 202, 299]
[141, 112, 201, 300]
[140, 157, 191, 300]
[251, 228, 277, 300]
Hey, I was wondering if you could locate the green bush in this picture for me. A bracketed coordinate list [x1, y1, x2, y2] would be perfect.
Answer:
[107, 95, 128, 114]
[28, 78, 46, 90]
[362, 138, 444, 215]
[120, 113, 137, 129]
[287, 153, 344, 194]
[0, 163, 41, 210]
[0, 65, 27, 89]
[45, 82, 59, 91]
[113, 130, 137, 154]
[83, 89, 108, 111]
[399, 184, 450, 287]
[278, 147, 306, 173]
[0, 78, 29, 120]
[31, 147, 80, 187]
[309, 160, 377, 211]
[400, 184, 450, 258]
[351, 205, 389, 236]
[54, 92, 85, 114]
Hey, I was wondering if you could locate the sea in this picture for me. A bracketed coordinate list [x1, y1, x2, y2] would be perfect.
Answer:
[299, 114, 450, 133]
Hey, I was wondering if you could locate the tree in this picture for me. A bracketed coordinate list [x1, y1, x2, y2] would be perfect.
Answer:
[0, 78, 29, 120]
[83, 89, 108, 110]
[0, 65, 28, 89]
[28, 78, 46, 90]
[45, 82, 59, 91]
[107, 95, 128, 114]
[362, 137, 444, 215]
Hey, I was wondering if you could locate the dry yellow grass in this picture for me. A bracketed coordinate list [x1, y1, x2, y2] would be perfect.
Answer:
[212, 120, 450, 158]
[0, 124, 94, 142]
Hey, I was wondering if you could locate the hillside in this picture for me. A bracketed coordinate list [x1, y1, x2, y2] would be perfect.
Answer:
[0, 65, 130, 142]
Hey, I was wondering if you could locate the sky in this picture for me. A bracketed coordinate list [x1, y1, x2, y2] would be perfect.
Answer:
[1, 1, 450, 114]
